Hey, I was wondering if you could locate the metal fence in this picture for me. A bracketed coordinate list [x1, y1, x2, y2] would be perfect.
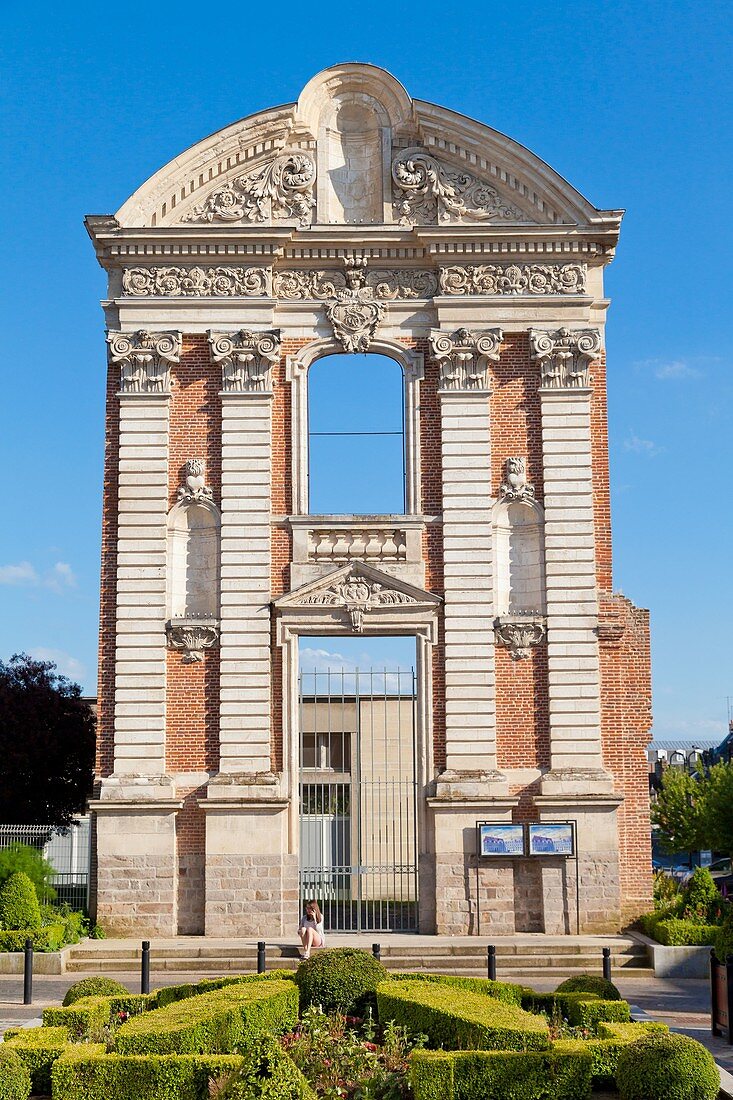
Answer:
[0, 818, 91, 911]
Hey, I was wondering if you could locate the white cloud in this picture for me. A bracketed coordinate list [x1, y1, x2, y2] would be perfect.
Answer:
[0, 560, 76, 591]
[46, 562, 77, 591]
[28, 647, 86, 682]
[652, 714, 726, 741]
[623, 432, 663, 458]
[299, 647, 413, 694]
[654, 360, 702, 381]
[0, 561, 40, 585]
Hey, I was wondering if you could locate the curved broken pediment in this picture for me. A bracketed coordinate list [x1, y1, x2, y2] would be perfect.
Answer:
[112, 64, 611, 231]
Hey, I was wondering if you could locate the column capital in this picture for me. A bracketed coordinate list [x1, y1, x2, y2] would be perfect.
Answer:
[430, 327, 503, 392]
[208, 328, 281, 393]
[108, 329, 182, 395]
[530, 327, 601, 390]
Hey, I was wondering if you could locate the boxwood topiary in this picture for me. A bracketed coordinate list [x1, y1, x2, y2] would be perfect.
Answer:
[555, 974, 621, 1001]
[0, 872, 41, 931]
[294, 948, 387, 1016]
[0, 1048, 32, 1100]
[616, 1033, 719, 1100]
[63, 976, 129, 1006]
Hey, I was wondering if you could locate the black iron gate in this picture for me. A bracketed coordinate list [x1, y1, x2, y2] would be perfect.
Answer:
[298, 667, 418, 932]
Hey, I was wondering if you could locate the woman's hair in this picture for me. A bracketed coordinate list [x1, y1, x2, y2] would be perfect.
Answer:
[304, 899, 322, 923]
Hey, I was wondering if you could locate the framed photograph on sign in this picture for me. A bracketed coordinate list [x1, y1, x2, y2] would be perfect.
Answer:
[477, 822, 525, 857]
[528, 822, 575, 857]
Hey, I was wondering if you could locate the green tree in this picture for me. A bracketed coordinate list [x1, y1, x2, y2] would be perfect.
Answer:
[0, 654, 95, 826]
[702, 762, 733, 857]
[0, 872, 41, 930]
[0, 845, 56, 903]
[652, 766, 706, 855]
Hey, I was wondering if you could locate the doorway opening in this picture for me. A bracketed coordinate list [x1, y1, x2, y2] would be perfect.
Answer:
[297, 635, 418, 932]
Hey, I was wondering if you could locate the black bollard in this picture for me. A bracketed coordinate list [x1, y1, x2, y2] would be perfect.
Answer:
[372, 943, 381, 961]
[487, 944, 497, 981]
[257, 941, 266, 974]
[23, 938, 33, 1005]
[141, 940, 150, 995]
[602, 946, 611, 981]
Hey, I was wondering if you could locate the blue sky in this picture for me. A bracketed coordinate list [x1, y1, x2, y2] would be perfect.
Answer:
[0, 1, 730, 741]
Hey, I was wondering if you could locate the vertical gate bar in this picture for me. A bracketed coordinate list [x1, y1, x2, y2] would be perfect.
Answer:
[412, 665, 419, 931]
[356, 668, 362, 933]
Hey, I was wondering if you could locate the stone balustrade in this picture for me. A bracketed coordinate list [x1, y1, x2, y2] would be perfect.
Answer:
[287, 515, 426, 588]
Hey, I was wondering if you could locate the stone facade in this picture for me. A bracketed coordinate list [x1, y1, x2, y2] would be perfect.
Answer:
[87, 64, 652, 937]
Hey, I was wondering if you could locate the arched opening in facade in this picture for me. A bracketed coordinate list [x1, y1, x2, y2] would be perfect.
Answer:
[494, 501, 546, 615]
[307, 353, 405, 515]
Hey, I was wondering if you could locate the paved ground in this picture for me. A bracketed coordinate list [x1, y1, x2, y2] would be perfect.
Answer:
[2, 969, 731, 1080]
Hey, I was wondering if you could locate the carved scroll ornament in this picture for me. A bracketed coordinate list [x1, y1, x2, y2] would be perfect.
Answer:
[122, 266, 272, 298]
[273, 268, 438, 301]
[324, 257, 385, 354]
[499, 457, 535, 505]
[184, 151, 316, 227]
[430, 328, 503, 391]
[108, 329, 181, 394]
[298, 572, 416, 633]
[392, 148, 528, 227]
[177, 459, 214, 505]
[439, 264, 586, 296]
[530, 327, 601, 389]
[167, 620, 219, 663]
[494, 616, 546, 660]
[208, 329, 281, 393]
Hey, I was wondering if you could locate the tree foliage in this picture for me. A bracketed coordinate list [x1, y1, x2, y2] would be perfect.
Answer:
[0, 844, 56, 903]
[653, 760, 733, 859]
[0, 654, 95, 826]
[0, 872, 41, 930]
[652, 766, 705, 855]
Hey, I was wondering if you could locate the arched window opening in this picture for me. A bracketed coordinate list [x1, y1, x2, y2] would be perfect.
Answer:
[167, 501, 220, 620]
[308, 354, 405, 514]
[494, 502, 546, 616]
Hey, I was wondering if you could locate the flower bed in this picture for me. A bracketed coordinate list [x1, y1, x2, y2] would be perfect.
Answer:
[0, 952, 718, 1100]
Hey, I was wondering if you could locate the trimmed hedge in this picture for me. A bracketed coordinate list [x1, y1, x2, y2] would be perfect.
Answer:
[555, 974, 621, 1001]
[0, 924, 66, 952]
[389, 971, 526, 1006]
[0, 873, 40, 931]
[0, 1048, 31, 1100]
[555, 1024, 668, 1090]
[63, 976, 129, 1006]
[2, 1026, 70, 1093]
[294, 948, 387, 1015]
[208, 1038, 316, 1100]
[376, 980, 549, 1051]
[153, 971, 296, 1009]
[521, 989, 630, 1030]
[640, 914, 718, 947]
[409, 1047, 593, 1100]
[52, 1046, 243, 1100]
[616, 1032, 719, 1100]
[114, 981, 299, 1055]
[597, 1020, 669, 1041]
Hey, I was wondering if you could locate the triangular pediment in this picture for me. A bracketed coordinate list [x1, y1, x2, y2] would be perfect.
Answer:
[274, 562, 440, 633]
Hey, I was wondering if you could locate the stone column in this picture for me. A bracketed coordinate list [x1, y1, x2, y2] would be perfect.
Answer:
[91, 330, 182, 936]
[530, 327, 621, 931]
[203, 329, 294, 935]
[427, 328, 517, 933]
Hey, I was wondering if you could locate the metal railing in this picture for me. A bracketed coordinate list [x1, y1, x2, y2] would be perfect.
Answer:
[0, 818, 91, 911]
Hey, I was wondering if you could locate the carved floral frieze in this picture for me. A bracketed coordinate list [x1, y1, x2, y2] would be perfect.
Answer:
[430, 327, 503, 391]
[494, 616, 546, 660]
[530, 327, 602, 389]
[439, 264, 586, 296]
[298, 572, 417, 632]
[208, 329, 281, 393]
[273, 268, 438, 301]
[183, 151, 316, 227]
[121, 266, 272, 298]
[392, 147, 529, 227]
[499, 457, 535, 505]
[324, 257, 385, 353]
[107, 330, 182, 394]
[177, 459, 214, 505]
[166, 619, 220, 663]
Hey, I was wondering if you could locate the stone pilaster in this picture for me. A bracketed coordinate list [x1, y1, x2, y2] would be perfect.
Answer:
[92, 330, 183, 935]
[432, 328, 502, 775]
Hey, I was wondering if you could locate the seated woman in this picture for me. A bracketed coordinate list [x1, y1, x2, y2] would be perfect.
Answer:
[297, 899, 325, 960]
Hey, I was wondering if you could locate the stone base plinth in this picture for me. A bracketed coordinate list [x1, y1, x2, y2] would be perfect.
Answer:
[90, 778, 181, 936]
[202, 775, 296, 936]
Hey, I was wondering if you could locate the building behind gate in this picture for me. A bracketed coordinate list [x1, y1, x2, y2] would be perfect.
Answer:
[87, 64, 652, 937]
